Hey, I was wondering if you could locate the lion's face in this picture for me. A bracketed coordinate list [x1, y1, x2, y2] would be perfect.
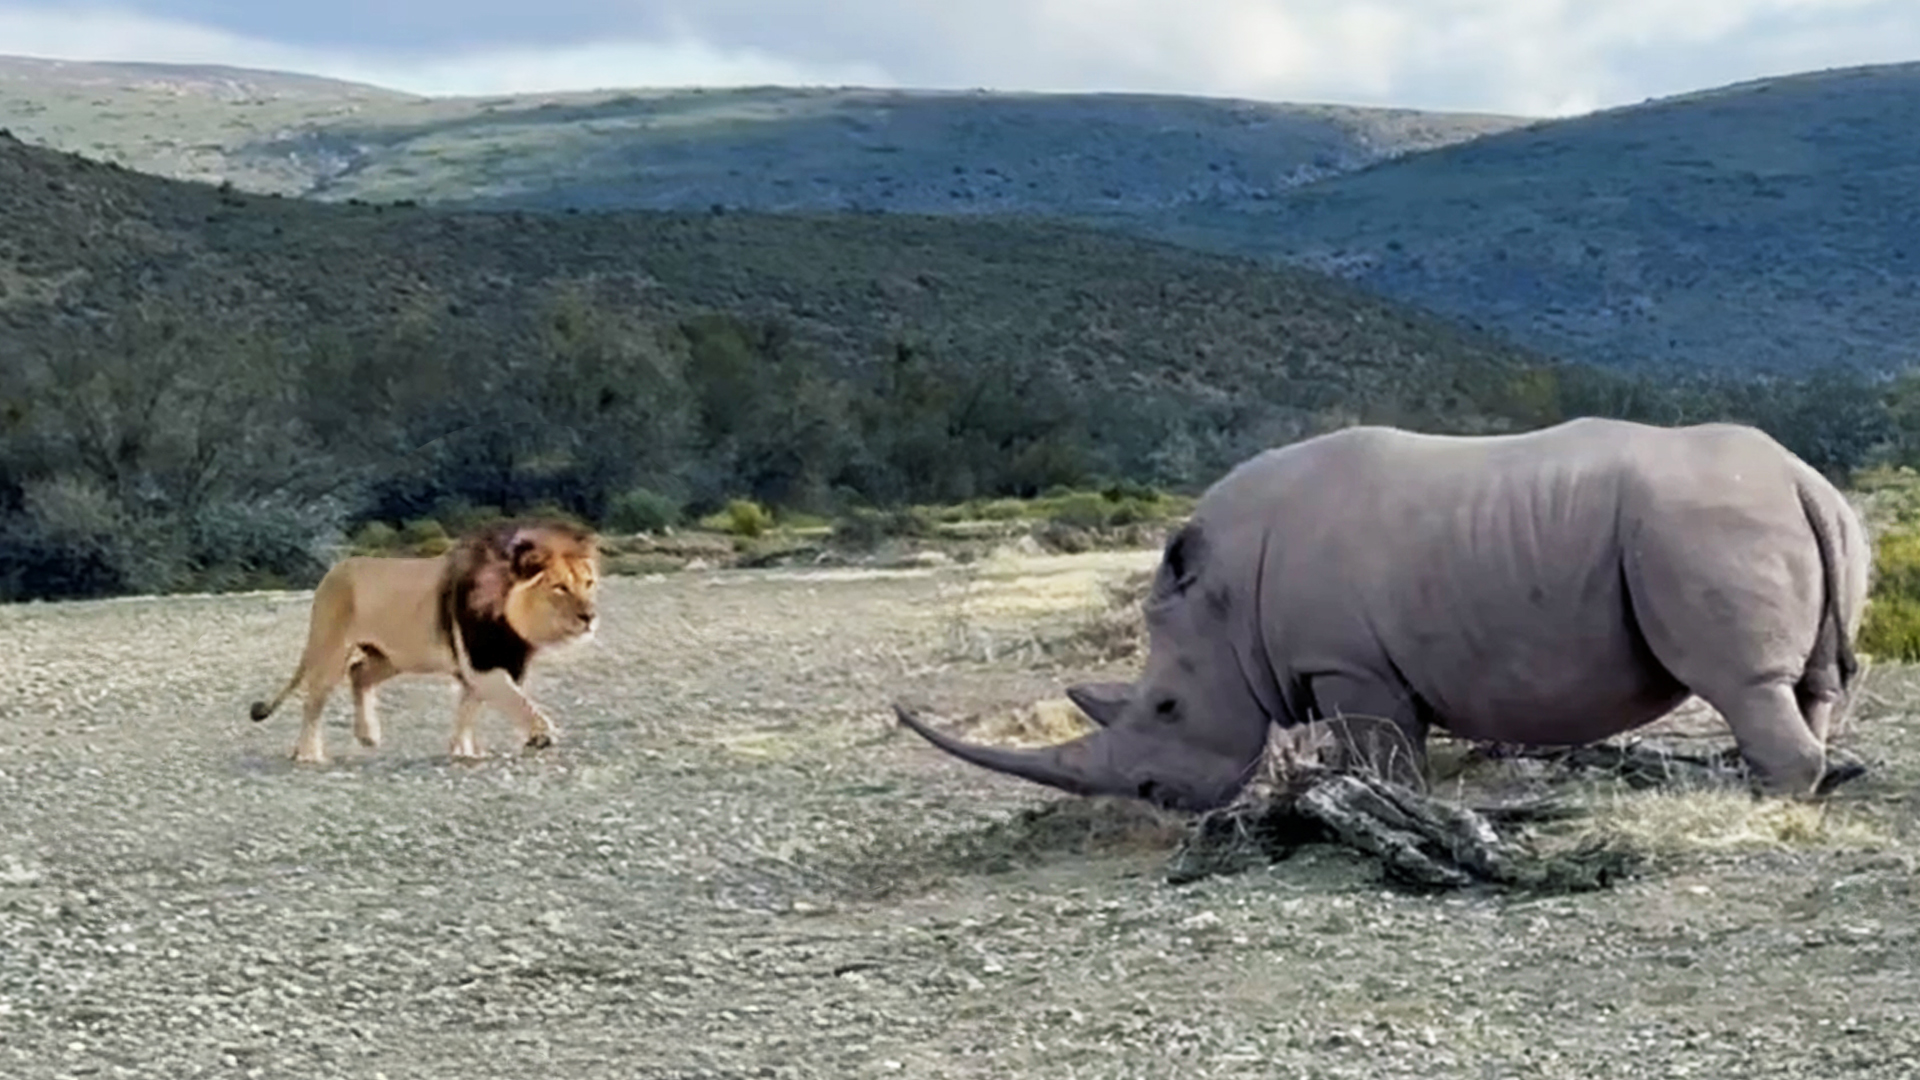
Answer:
[501, 534, 601, 648]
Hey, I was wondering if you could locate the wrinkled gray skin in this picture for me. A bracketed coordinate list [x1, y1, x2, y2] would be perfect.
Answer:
[895, 418, 1871, 813]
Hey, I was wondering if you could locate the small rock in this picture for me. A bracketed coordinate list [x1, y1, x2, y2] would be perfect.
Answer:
[1180, 911, 1222, 931]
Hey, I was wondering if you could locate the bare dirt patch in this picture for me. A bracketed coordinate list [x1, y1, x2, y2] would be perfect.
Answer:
[4, 551, 1920, 1078]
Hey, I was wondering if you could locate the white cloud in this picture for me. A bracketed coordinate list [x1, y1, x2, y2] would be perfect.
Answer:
[0, 5, 898, 96]
[897, 0, 1920, 114]
[0, 0, 1917, 114]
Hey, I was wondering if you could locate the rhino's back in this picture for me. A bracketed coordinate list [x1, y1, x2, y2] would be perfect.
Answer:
[1231, 419, 1802, 743]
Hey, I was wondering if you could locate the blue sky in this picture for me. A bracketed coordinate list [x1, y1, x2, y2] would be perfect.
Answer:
[3, 1, 1919, 116]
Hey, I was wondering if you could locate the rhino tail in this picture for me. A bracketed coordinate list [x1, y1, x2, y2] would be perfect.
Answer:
[1797, 482, 1860, 693]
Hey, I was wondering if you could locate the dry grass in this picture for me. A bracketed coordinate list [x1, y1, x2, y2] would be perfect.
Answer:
[1554, 786, 1893, 859]
[933, 550, 1157, 665]
[955, 697, 1100, 748]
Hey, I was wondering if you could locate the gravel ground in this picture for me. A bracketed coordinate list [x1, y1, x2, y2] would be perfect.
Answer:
[4, 549, 1920, 1079]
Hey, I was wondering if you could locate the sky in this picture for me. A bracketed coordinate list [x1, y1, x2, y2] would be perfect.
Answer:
[2, 1, 1919, 117]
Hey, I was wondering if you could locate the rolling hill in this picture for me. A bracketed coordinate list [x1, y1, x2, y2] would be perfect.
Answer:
[0, 54, 1529, 218]
[0, 54, 409, 192]
[0, 127, 1547, 415]
[10, 55, 1919, 379]
[1226, 62, 1920, 377]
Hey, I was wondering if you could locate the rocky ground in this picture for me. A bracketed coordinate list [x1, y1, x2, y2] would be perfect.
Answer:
[4, 549, 1920, 1079]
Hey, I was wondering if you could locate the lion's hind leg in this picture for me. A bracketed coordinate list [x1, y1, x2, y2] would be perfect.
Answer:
[293, 649, 352, 765]
[349, 648, 399, 749]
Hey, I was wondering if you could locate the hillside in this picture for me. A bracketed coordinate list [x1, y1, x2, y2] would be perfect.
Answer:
[0, 54, 410, 191]
[1224, 62, 1920, 376]
[11, 56, 1920, 380]
[0, 55, 1530, 215]
[0, 131, 1569, 600]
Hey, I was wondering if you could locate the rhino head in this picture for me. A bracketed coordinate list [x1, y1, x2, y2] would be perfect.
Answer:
[893, 523, 1274, 813]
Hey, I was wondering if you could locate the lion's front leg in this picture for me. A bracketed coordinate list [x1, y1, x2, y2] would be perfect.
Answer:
[465, 668, 560, 751]
[447, 687, 486, 761]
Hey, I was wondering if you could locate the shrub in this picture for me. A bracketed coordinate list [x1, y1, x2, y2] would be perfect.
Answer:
[607, 487, 681, 534]
[185, 496, 330, 587]
[1101, 479, 1162, 503]
[351, 521, 400, 554]
[701, 497, 773, 538]
[1106, 497, 1159, 527]
[400, 517, 448, 547]
[1861, 525, 1920, 661]
[1046, 491, 1113, 530]
[1861, 595, 1920, 663]
[975, 498, 1031, 522]
[433, 500, 506, 537]
[833, 506, 936, 548]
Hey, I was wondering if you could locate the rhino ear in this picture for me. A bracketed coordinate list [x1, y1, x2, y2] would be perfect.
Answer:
[1065, 681, 1135, 728]
[1157, 523, 1206, 595]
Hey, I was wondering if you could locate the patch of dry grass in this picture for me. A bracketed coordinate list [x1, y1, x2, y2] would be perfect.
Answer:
[932, 551, 1157, 665]
[1554, 786, 1893, 859]
[955, 697, 1099, 748]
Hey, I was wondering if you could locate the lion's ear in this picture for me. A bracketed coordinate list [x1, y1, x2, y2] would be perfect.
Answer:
[509, 531, 550, 579]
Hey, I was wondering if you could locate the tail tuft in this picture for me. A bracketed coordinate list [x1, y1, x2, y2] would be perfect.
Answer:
[249, 701, 274, 722]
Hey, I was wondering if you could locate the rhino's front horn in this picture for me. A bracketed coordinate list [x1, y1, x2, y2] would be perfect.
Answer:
[891, 704, 1252, 813]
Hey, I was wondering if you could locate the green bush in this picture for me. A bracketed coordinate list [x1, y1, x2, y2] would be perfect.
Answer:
[607, 487, 682, 534]
[350, 521, 400, 553]
[400, 518, 448, 547]
[701, 497, 773, 538]
[1861, 526, 1920, 661]
[833, 506, 936, 548]
[975, 498, 1032, 522]
[1861, 595, 1920, 663]
[519, 502, 591, 531]
[1101, 479, 1162, 503]
[185, 496, 328, 585]
[1045, 491, 1113, 530]
[433, 500, 506, 537]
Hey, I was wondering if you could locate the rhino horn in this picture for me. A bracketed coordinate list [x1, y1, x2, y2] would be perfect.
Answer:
[891, 704, 1252, 812]
[1064, 680, 1135, 727]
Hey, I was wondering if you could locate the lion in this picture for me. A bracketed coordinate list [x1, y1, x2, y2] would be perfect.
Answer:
[248, 518, 601, 763]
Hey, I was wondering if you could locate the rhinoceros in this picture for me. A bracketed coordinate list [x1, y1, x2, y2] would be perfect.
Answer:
[893, 417, 1871, 812]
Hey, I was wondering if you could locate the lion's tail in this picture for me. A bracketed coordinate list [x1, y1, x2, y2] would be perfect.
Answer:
[249, 668, 302, 722]
[249, 564, 352, 722]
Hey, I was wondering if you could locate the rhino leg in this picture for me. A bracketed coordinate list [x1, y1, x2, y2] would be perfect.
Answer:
[1620, 503, 1834, 797]
[1695, 683, 1826, 797]
[1308, 673, 1430, 791]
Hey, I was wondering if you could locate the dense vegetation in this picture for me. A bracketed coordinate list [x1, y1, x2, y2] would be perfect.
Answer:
[0, 131, 1554, 601]
[1, 132, 1916, 603]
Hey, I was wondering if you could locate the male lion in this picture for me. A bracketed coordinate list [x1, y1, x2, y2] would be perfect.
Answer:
[248, 518, 600, 763]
